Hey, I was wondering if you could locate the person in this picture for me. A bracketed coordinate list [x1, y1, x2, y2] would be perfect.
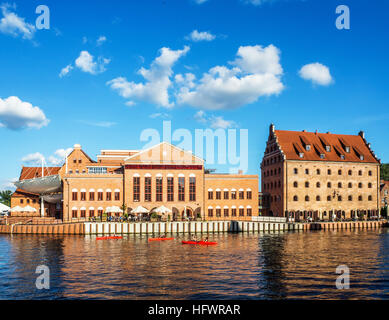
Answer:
[204, 237, 208, 242]
[191, 234, 197, 241]
[160, 234, 166, 238]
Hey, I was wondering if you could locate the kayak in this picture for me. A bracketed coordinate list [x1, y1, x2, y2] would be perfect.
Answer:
[148, 237, 175, 241]
[96, 236, 123, 240]
[182, 241, 217, 245]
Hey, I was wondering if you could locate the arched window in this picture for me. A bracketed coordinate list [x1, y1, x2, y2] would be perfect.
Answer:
[338, 182, 342, 188]
[293, 195, 298, 201]
[358, 182, 363, 188]
[293, 181, 298, 188]
[316, 169, 321, 175]
[338, 195, 342, 201]
[208, 188, 213, 200]
[358, 195, 363, 201]
[316, 195, 321, 201]
[89, 189, 95, 201]
[305, 195, 310, 201]
[106, 189, 112, 201]
[328, 169, 332, 175]
[368, 170, 372, 176]
[358, 170, 362, 176]
[72, 188, 78, 201]
[327, 195, 332, 201]
[368, 183, 372, 188]
[80, 189, 86, 201]
[348, 195, 352, 201]
[305, 181, 309, 188]
[348, 182, 352, 188]
[246, 188, 252, 200]
[327, 182, 332, 188]
[338, 169, 342, 175]
[305, 169, 309, 174]
[348, 170, 352, 176]
[294, 168, 298, 174]
[316, 182, 321, 188]
[114, 189, 120, 201]
[368, 195, 373, 201]
[89, 207, 95, 217]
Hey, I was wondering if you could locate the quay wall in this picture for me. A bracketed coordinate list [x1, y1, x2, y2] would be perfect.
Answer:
[0, 220, 386, 235]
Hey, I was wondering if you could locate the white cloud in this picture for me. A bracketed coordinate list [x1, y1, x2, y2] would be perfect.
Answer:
[149, 112, 170, 119]
[0, 4, 35, 40]
[125, 101, 136, 107]
[193, 111, 236, 129]
[177, 44, 284, 110]
[0, 177, 17, 191]
[96, 35, 107, 46]
[186, 30, 216, 42]
[107, 46, 190, 108]
[75, 51, 110, 75]
[48, 148, 73, 165]
[0, 96, 49, 130]
[299, 62, 333, 86]
[175, 73, 196, 88]
[22, 152, 45, 165]
[59, 64, 73, 78]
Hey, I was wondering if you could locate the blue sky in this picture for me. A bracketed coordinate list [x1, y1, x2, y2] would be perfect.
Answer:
[0, 0, 388, 189]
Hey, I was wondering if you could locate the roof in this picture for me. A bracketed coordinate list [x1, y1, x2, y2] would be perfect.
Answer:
[274, 130, 379, 163]
[381, 181, 389, 191]
[12, 188, 39, 197]
[19, 167, 61, 180]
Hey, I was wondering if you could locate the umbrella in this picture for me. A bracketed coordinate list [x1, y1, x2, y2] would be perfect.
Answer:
[22, 205, 37, 213]
[10, 206, 23, 212]
[153, 205, 172, 215]
[131, 206, 149, 214]
[106, 206, 123, 213]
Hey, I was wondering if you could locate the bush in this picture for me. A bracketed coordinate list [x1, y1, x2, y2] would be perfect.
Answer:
[150, 212, 159, 219]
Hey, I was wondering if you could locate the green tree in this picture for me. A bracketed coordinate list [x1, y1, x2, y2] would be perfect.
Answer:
[0, 190, 12, 207]
[381, 164, 389, 181]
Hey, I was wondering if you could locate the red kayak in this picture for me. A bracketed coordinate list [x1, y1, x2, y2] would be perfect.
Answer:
[182, 241, 217, 246]
[148, 237, 174, 242]
[96, 236, 123, 240]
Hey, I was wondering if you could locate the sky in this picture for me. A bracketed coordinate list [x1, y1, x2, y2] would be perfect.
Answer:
[0, 0, 388, 190]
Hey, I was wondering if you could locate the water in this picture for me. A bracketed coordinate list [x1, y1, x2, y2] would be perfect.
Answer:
[0, 229, 388, 300]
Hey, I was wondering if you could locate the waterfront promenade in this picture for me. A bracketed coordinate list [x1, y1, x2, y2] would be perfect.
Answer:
[0, 220, 385, 235]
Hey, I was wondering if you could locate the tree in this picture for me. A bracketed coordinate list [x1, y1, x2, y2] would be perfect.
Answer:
[381, 164, 389, 181]
[0, 190, 12, 207]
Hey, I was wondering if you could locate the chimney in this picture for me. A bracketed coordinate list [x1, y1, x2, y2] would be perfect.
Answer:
[74, 144, 81, 149]
[359, 131, 365, 139]
[270, 123, 275, 134]
[302, 130, 306, 132]
[315, 130, 318, 135]
[326, 132, 331, 134]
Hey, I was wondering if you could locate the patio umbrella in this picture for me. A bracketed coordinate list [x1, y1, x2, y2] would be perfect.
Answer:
[106, 206, 123, 213]
[131, 206, 149, 214]
[23, 205, 37, 213]
[10, 206, 23, 212]
[153, 205, 172, 215]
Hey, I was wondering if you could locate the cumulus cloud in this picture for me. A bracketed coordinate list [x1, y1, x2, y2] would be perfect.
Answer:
[0, 177, 17, 191]
[96, 35, 107, 46]
[186, 30, 216, 42]
[0, 96, 49, 130]
[0, 4, 35, 40]
[59, 64, 73, 78]
[177, 44, 284, 110]
[22, 152, 45, 165]
[48, 148, 73, 165]
[193, 110, 236, 129]
[75, 50, 110, 75]
[107, 46, 190, 108]
[299, 62, 333, 86]
[22, 148, 73, 166]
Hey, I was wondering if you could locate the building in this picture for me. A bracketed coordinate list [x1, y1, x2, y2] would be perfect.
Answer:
[261, 124, 381, 220]
[380, 180, 389, 212]
[11, 142, 258, 222]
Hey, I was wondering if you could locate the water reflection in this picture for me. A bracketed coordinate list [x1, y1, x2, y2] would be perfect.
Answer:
[0, 230, 388, 300]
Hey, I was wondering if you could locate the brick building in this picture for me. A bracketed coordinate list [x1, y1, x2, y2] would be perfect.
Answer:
[12, 142, 258, 222]
[381, 180, 389, 212]
[261, 124, 381, 221]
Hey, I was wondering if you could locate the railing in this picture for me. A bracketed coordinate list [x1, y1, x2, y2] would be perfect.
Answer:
[252, 216, 287, 223]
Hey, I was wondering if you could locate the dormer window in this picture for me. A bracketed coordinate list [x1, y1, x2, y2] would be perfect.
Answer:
[340, 154, 345, 160]
[299, 152, 304, 158]
[345, 146, 350, 153]
[325, 146, 331, 152]
[320, 154, 325, 159]
[306, 144, 311, 151]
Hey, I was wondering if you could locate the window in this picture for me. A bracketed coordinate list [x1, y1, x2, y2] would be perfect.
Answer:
[167, 177, 174, 201]
[73, 159, 76, 164]
[305, 169, 309, 174]
[327, 195, 332, 201]
[224, 191, 229, 200]
[348, 195, 352, 201]
[216, 208, 221, 217]
[338, 169, 342, 175]
[338, 182, 342, 188]
[208, 208, 213, 217]
[305, 196, 310, 201]
[89, 209, 95, 217]
[316, 196, 321, 201]
[306, 145, 311, 151]
[156, 177, 163, 202]
[189, 177, 196, 201]
[133, 177, 140, 202]
[358, 170, 362, 176]
[293, 195, 298, 201]
[320, 154, 325, 159]
[231, 191, 237, 199]
[358, 182, 363, 188]
[345, 146, 350, 153]
[325, 145, 331, 152]
[368, 170, 372, 176]
[115, 191, 120, 201]
[98, 209, 103, 216]
[98, 191, 103, 201]
[368, 183, 372, 188]
[338, 195, 342, 201]
[316, 182, 321, 188]
[327, 182, 332, 188]
[78, 159, 82, 164]
[216, 191, 221, 200]
[239, 208, 244, 216]
[178, 177, 185, 201]
[76, 170, 79, 174]
[81, 209, 86, 217]
[72, 209, 77, 218]
[305, 182, 309, 188]
[293, 181, 298, 188]
[106, 191, 112, 201]
[294, 168, 298, 174]
[358, 195, 362, 201]
[89, 191, 95, 201]
[27, 199, 30, 204]
[317, 169, 321, 175]
[208, 190, 213, 200]
[239, 191, 244, 199]
[81, 191, 86, 201]
[328, 169, 332, 175]
[232, 208, 237, 217]
[88, 167, 107, 174]
[247, 208, 252, 216]
[348, 170, 352, 176]
[224, 208, 229, 217]
[145, 177, 152, 202]
[368, 195, 373, 201]
[72, 191, 78, 201]
[299, 152, 304, 158]
[247, 191, 252, 199]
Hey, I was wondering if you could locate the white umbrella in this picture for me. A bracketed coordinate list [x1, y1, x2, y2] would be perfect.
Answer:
[106, 206, 123, 213]
[153, 205, 172, 215]
[131, 206, 149, 214]
[23, 205, 37, 213]
[11, 205, 23, 212]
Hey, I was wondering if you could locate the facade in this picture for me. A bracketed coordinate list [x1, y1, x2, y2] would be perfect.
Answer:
[381, 180, 389, 211]
[12, 142, 258, 222]
[261, 124, 381, 220]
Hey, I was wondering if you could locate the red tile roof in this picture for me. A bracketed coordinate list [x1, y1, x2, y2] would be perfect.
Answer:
[12, 188, 39, 197]
[19, 167, 61, 180]
[275, 130, 379, 163]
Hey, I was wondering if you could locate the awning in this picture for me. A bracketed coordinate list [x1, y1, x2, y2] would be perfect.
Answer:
[42, 194, 63, 204]
[14, 175, 62, 195]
